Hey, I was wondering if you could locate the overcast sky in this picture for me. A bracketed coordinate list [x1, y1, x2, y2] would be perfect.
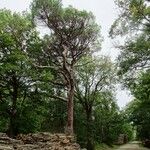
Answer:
[0, 0, 133, 108]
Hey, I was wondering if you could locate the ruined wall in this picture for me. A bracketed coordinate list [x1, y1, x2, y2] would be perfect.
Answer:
[0, 132, 80, 150]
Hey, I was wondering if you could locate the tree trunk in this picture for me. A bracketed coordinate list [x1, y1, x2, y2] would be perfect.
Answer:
[9, 112, 16, 138]
[65, 75, 74, 135]
[8, 76, 18, 138]
[86, 108, 94, 150]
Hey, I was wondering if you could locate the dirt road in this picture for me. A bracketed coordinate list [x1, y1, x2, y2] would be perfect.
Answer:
[116, 141, 150, 150]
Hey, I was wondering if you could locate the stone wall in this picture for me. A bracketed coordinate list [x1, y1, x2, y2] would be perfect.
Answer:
[0, 132, 80, 150]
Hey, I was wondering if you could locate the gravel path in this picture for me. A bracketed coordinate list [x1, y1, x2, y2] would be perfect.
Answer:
[115, 141, 150, 150]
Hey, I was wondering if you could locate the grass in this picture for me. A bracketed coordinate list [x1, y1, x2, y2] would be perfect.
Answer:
[95, 144, 118, 150]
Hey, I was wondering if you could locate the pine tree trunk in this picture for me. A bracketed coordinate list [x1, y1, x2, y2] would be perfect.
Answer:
[65, 74, 74, 135]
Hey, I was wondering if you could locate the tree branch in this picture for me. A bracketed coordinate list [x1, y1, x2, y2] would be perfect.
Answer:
[33, 63, 59, 70]
[49, 95, 67, 102]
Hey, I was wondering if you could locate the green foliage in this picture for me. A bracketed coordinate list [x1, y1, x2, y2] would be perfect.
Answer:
[125, 70, 150, 140]
[126, 99, 150, 140]
[110, 0, 150, 142]
[0, 9, 52, 136]
[41, 100, 67, 133]
[94, 92, 120, 143]
[110, 0, 150, 37]
[132, 70, 150, 100]
[0, 118, 8, 132]
[110, 0, 150, 86]
[74, 56, 133, 148]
